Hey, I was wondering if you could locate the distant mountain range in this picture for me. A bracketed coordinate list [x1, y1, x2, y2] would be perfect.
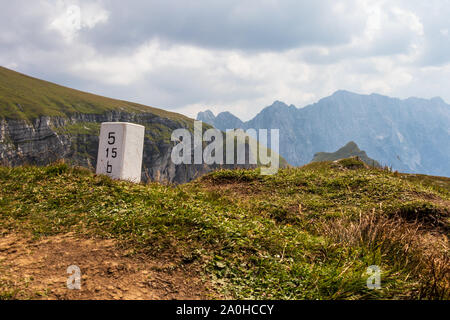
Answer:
[198, 90, 450, 177]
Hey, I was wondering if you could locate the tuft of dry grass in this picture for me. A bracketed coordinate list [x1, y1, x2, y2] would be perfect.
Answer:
[318, 210, 449, 299]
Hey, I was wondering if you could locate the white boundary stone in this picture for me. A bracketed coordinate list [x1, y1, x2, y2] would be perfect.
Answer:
[96, 122, 145, 183]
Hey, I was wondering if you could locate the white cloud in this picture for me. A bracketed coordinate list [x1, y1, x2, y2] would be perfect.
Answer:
[0, 0, 449, 122]
[50, 1, 108, 42]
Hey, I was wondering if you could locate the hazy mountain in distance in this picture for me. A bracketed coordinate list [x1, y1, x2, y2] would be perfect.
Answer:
[312, 141, 381, 167]
[197, 90, 450, 177]
[197, 110, 244, 130]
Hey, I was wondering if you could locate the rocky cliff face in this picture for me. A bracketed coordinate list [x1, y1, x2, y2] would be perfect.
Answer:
[0, 111, 233, 184]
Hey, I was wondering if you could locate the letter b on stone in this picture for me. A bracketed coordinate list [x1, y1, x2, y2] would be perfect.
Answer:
[96, 122, 145, 183]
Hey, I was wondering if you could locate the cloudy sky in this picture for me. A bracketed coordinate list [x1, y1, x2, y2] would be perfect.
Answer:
[1, 0, 449, 120]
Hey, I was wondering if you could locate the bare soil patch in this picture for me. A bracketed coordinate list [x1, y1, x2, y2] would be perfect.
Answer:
[0, 232, 214, 300]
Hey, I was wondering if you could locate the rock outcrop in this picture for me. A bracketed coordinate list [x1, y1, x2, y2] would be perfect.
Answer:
[312, 141, 381, 167]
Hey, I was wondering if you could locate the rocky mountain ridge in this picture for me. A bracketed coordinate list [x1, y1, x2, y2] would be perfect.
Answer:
[197, 91, 450, 177]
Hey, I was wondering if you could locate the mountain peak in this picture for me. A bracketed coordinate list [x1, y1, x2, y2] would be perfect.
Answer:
[196, 109, 216, 125]
[218, 111, 236, 117]
[199, 109, 215, 117]
[196, 109, 244, 129]
[312, 141, 380, 167]
[270, 100, 289, 108]
[253, 100, 295, 120]
[332, 90, 356, 97]
[342, 141, 360, 152]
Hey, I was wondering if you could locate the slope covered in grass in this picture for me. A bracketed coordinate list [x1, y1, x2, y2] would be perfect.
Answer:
[0, 66, 189, 121]
[0, 159, 448, 299]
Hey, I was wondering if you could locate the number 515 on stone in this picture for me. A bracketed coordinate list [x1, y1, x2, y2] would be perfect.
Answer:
[96, 122, 145, 183]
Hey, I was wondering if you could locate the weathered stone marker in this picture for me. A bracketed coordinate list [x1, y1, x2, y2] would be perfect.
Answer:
[96, 122, 145, 183]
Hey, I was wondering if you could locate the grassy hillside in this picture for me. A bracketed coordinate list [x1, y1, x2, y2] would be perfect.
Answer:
[0, 67, 287, 182]
[0, 159, 448, 299]
[0, 66, 189, 121]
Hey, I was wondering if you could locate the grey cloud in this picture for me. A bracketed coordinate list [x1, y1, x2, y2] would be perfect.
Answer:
[299, 31, 419, 66]
[395, 0, 450, 66]
[0, 1, 64, 51]
[133, 65, 265, 108]
[79, 0, 365, 52]
[419, 16, 450, 66]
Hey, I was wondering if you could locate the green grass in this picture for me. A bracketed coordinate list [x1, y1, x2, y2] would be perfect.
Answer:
[53, 122, 101, 135]
[144, 122, 176, 144]
[0, 66, 191, 122]
[0, 160, 448, 299]
[399, 173, 450, 194]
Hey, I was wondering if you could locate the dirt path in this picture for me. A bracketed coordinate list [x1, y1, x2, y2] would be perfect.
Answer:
[0, 232, 214, 300]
